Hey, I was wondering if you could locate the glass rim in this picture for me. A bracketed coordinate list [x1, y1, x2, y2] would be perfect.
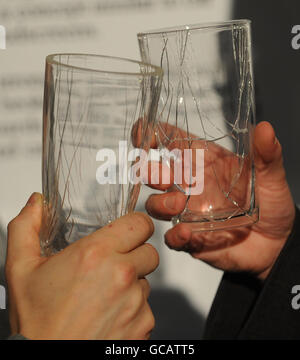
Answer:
[137, 19, 251, 38]
[46, 53, 163, 77]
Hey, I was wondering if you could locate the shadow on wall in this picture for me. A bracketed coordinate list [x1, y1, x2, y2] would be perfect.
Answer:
[149, 287, 205, 340]
[233, 0, 300, 203]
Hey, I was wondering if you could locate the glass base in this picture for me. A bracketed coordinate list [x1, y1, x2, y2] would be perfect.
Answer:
[172, 207, 259, 232]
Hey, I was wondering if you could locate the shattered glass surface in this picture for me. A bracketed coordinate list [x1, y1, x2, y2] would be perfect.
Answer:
[40, 55, 162, 256]
[138, 21, 259, 231]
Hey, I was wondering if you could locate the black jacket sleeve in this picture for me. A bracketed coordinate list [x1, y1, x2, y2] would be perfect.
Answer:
[203, 206, 300, 340]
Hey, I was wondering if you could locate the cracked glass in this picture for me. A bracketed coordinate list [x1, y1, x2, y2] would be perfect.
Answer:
[40, 54, 162, 256]
[138, 20, 259, 232]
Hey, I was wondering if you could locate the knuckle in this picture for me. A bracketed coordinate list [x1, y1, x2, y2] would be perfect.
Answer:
[78, 242, 103, 271]
[113, 262, 137, 291]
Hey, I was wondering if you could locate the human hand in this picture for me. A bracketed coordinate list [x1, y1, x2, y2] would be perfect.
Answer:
[5, 193, 159, 339]
[145, 121, 295, 280]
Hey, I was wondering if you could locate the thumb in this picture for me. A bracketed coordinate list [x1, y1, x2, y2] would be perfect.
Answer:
[254, 121, 286, 184]
[6, 193, 43, 266]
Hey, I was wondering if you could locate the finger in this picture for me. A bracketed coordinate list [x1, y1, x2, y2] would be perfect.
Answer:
[127, 302, 155, 340]
[132, 120, 196, 149]
[87, 212, 154, 253]
[126, 243, 159, 278]
[6, 193, 43, 265]
[155, 122, 196, 149]
[139, 302, 155, 339]
[254, 122, 279, 162]
[143, 161, 175, 190]
[164, 223, 192, 251]
[254, 121, 286, 183]
[139, 278, 151, 299]
[146, 192, 186, 220]
[131, 118, 156, 148]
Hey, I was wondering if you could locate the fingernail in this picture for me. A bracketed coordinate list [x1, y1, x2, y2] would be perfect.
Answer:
[26, 192, 42, 206]
[274, 137, 278, 145]
[164, 194, 176, 210]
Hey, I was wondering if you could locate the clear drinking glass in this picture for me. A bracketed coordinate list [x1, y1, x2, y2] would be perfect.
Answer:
[40, 54, 162, 256]
[138, 20, 259, 232]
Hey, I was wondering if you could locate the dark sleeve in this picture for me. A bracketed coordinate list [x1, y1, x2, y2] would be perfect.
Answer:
[204, 206, 300, 340]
